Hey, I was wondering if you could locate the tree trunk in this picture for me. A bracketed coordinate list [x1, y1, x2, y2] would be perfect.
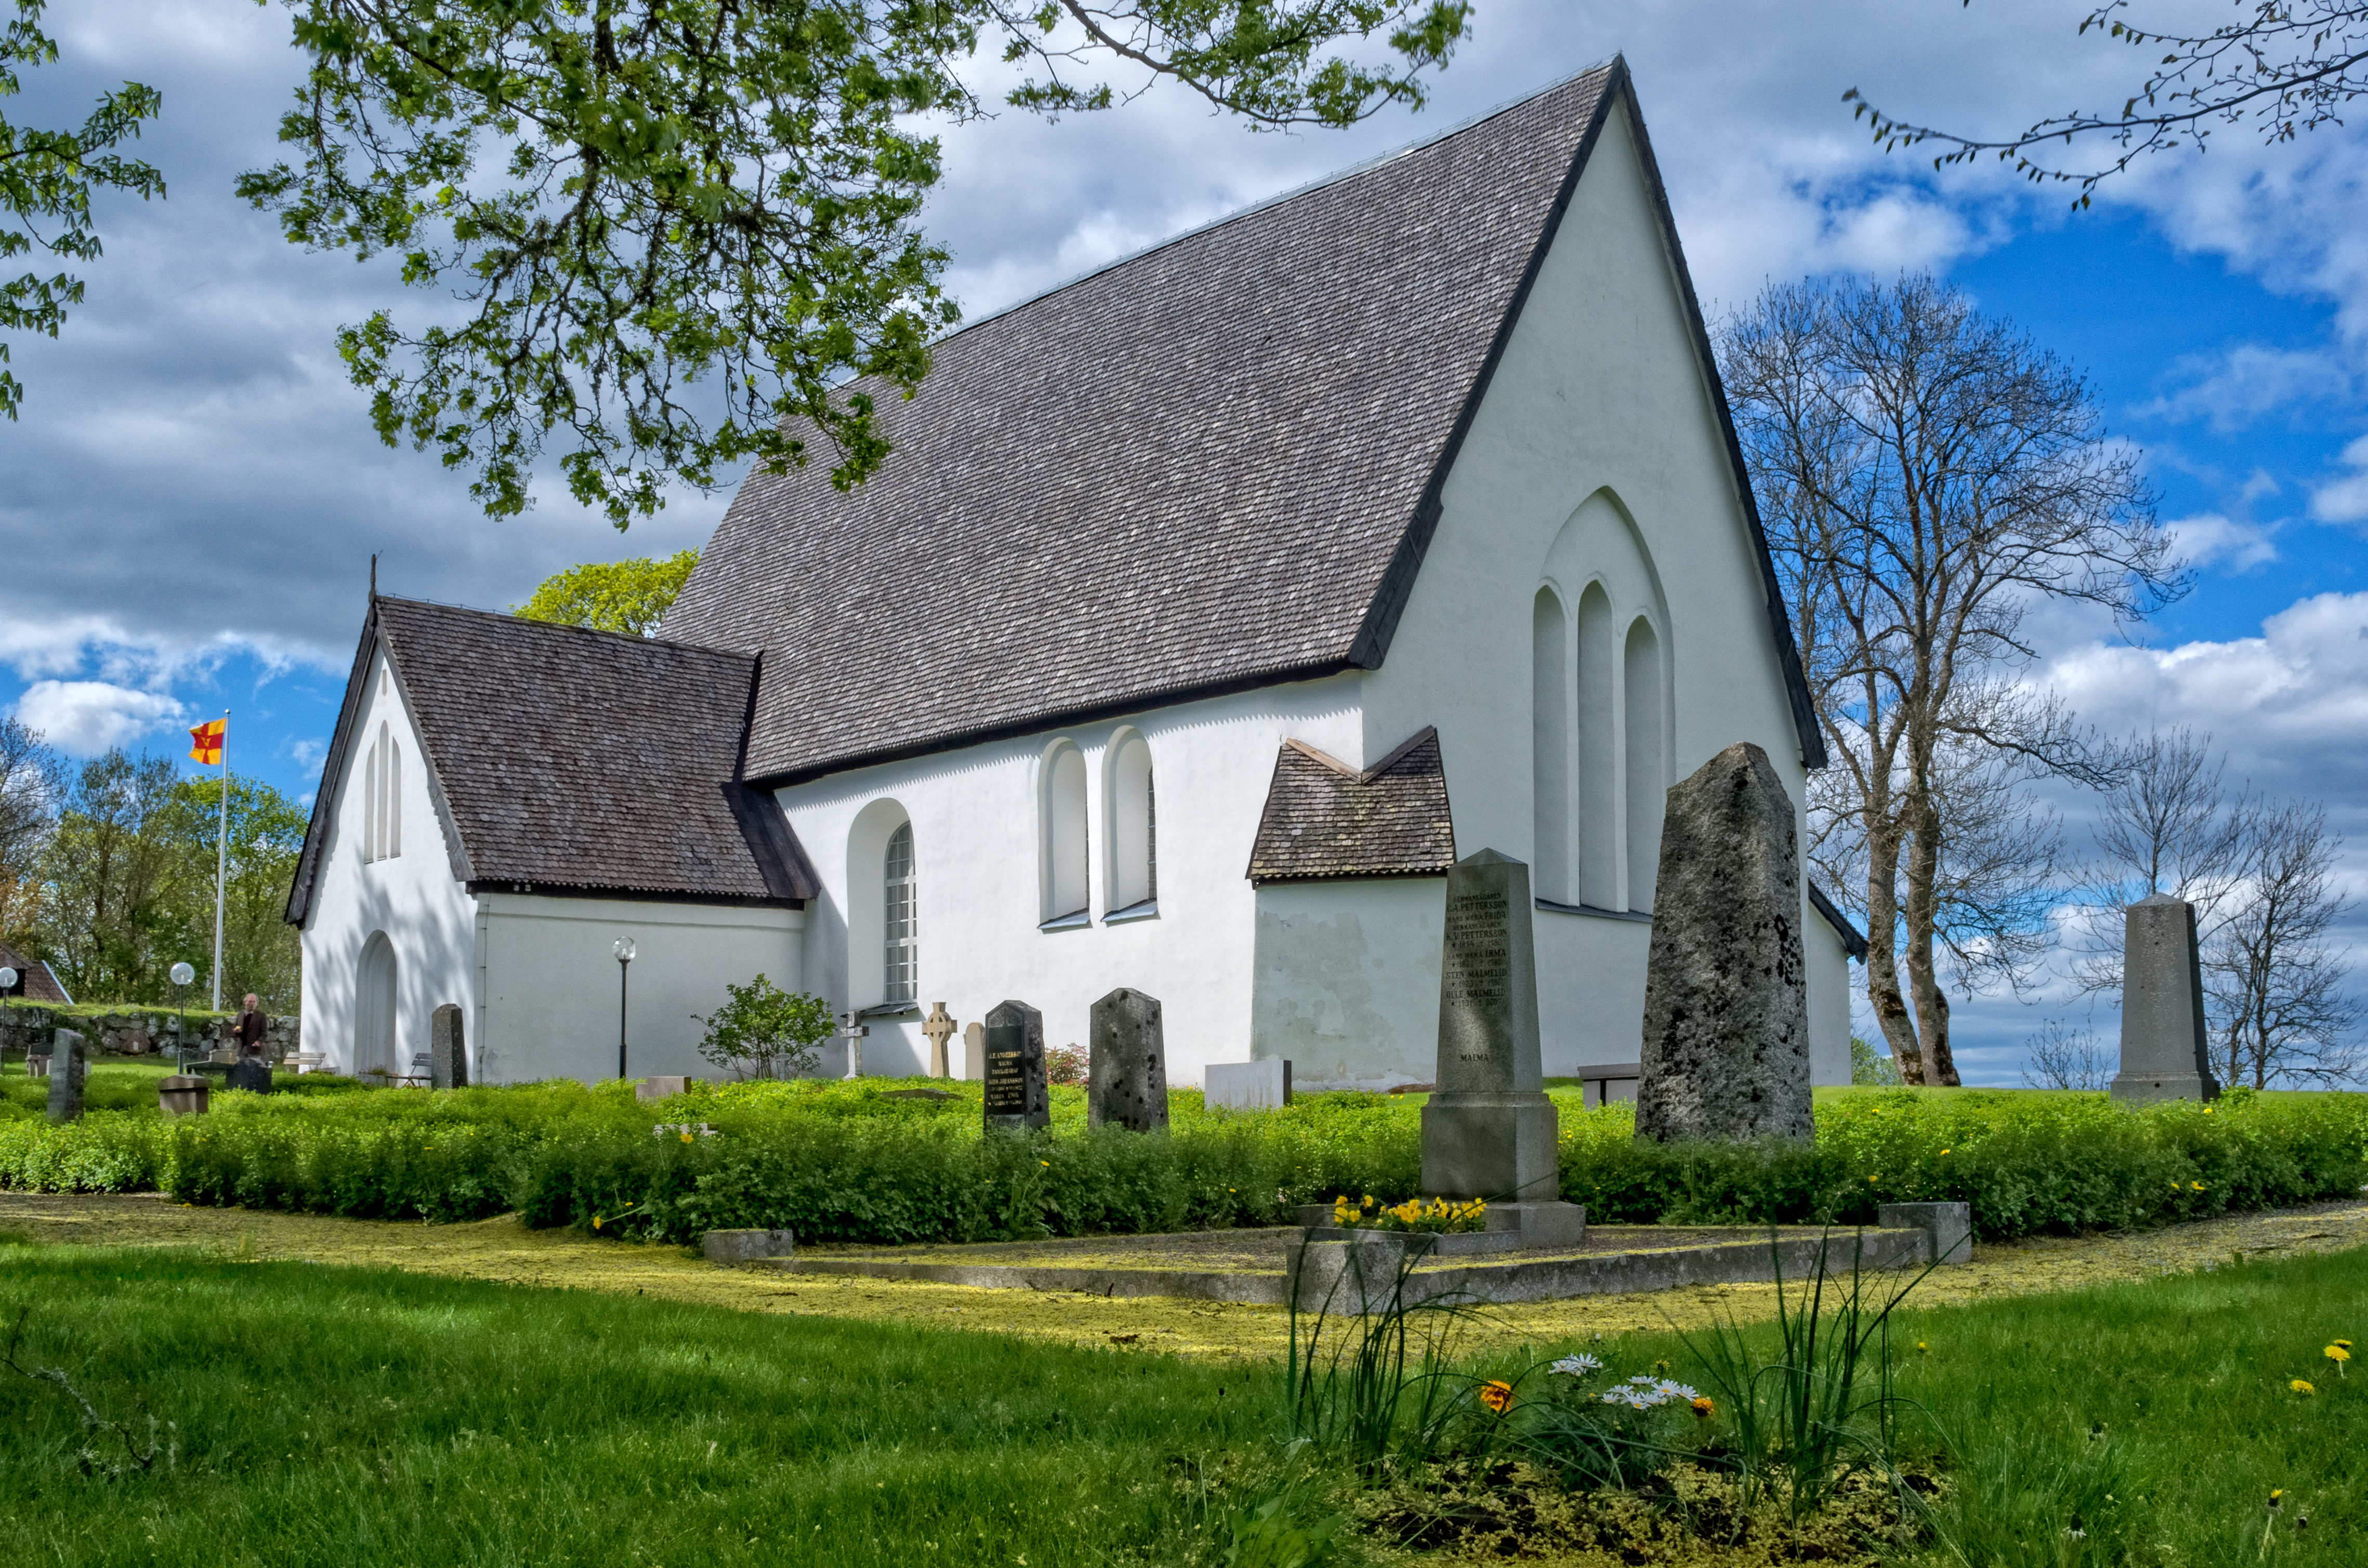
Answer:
[1901, 791, 1962, 1085]
[1863, 825, 1926, 1083]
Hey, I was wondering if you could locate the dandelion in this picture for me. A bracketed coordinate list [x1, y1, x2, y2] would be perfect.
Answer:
[2292, 1379, 2316, 1395]
[1691, 1395, 1715, 1419]
[2326, 1344, 2351, 1377]
[2269, 1490, 2284, 1507]
[1549, 1354, 1602, 1379]
[1478, 1380, 1514, 1415]
[1041, 1161, 1050, 1167]
[1939, 1148, 1951, 1156]
[1916, 1341, 1929, 1354]
[681, 1131, 695, 1144]
[2191, 1181, 2206, 1191]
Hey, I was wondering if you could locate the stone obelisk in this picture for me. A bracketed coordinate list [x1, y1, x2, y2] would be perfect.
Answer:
[1419, 849, 1586, 1245]
[2110, 893, 2221, 1105]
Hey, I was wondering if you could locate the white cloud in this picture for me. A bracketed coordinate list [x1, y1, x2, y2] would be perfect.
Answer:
[2311, 433, 2368, 523]
[15, 681, 186, 756]
[2167, 511, 2280, 573]
[2142, 346, 2362, 433]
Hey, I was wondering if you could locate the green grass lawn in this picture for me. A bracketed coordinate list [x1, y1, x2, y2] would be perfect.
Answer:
[5, 1230, 2365, 1565]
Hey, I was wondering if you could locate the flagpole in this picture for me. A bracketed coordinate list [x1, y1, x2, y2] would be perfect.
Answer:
[211, 710, 228, 1013]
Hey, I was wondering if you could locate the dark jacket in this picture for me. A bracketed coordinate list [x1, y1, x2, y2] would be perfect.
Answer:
[234, 1010, 268, 1051]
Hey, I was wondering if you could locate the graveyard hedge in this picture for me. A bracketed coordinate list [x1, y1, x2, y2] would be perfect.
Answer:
[2, 1077, 2365, 1245]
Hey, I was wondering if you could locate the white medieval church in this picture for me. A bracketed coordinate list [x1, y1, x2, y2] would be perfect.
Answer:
[287, 62, 1866, 1090]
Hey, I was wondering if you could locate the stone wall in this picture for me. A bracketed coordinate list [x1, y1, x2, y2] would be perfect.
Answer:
[0, 1003, 299, 1058]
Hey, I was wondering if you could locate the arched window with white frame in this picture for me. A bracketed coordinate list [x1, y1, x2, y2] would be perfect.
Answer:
[1623, 615, 1666, 913]
[883, 822, 917, 1007]
[1531, 587, 1572, 904]
[1574, 582, 1619, 910]
[361, 721, 403, 863]
[1042, 741, 1089, 924]
[1107, 731, 1156, 915]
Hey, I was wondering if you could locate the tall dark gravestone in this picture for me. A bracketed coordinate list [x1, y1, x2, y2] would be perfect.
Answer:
[1088, 988, 1168, 1133]
[2110, 893, 2220, 1105]
[1635, 742, 1813, 1142]
[982, 1000, 1049, 1132]
[431, 1004, 469, 1090]
[1420, 851, 1583, 1244]
[46, 1027, 86, 1123]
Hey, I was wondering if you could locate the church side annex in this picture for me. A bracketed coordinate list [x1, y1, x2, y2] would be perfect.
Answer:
[289, 59, 1865, 1087]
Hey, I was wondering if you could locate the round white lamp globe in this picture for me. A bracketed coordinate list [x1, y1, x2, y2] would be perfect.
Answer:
[170, 961, 196, 987]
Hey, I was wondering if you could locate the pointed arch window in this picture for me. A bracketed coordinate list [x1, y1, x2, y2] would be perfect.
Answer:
[1531, 588, 1572, 904]
[883, 822, 917, 1007]
[1623, 616, 1666, 913]
[362, 721, 402, 863]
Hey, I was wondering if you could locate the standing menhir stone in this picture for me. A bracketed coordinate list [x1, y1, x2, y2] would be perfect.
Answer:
[982, 1000, 1049, 1131]
[1420, 852, 1583, 1243]
[1088, 989, 1168, 1133]
[46, 1028, 86, 1123]
[2111, 893, 2221, 1105]
[430, 1003, 469, 1090]
[1636, 742, 1812, 1142]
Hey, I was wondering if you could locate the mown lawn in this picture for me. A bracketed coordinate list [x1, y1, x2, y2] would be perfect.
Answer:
[5, 1231, 2367, 1565]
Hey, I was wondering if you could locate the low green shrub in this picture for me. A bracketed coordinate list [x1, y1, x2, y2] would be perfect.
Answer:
[2, 1070, 2363, 1247]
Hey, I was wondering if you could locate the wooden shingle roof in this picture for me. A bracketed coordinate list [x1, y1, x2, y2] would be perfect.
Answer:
[1247, 729, 1456, 884]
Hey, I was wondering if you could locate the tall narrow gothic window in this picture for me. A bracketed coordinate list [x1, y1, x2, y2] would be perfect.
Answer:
[1044, 743, 1089, 921]
[1531, 589, 1571, 904]
[1574, 583, 1619, 910]
[362, 722, 403, 863]
[883, 822, 917, 1006]
[1624, 617, 1665, 913]
[1108, 733, 1156, 912]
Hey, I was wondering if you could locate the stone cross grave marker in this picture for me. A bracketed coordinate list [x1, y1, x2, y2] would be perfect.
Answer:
[430, 1003, 469, 1090]
[963, 1021, 985, 1082]
[1420, 851, 1582, 1244]
[46, 1027, 86, 1123]
[922, 1003, 957, 1079]
[2111, 893, 2221, 1105]
[836, 1011, 869, 1080]
[1635, 742, 1812, 1142]
[982, 1000, 1048, 1131]
[1088, 988, 1168, 1133]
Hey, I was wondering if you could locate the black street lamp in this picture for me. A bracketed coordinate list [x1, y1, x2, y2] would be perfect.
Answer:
[612, 938, 636, 1080]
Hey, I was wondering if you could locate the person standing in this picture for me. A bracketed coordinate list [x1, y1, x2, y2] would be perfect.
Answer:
[234, 994, 268, 1058]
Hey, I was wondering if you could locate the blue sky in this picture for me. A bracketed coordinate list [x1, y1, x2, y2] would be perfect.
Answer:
[4, 1, 2363, 1082]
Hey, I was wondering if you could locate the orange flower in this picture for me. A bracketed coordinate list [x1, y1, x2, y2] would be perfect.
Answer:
[1478, 1380, 1515, 1415]
[1691, 1395, 1716, 1419]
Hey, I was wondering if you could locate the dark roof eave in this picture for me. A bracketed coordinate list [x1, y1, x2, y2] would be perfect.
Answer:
[467, 880, 805, 912]
[1249, 866, 1454, 886]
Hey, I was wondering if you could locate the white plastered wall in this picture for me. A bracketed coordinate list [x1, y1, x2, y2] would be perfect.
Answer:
[774, 675, 1363, 1085]
[1357, 97, 1850, 1081]
[473, 893, 804, 1085]
[1250, 877, 1445, 1087]
[296, 647, 477, 1077]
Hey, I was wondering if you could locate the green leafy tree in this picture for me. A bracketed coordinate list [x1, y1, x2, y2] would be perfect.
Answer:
[33, 749, 182, 1003]
[693, 973, 832, 1079]
[1, 0, 165, 419]
[235, 0, 1471, 525]
[1849, 1035, 1902, 1087]
[515, 549, 700, 637]
[161, 774, 309, 1014]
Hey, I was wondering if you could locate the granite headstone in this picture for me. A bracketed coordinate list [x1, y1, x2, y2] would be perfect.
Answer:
[1087, 988, 1168, 1133]
[46, 1027, 86, 1123]
[1635, 742, 1813, 1142]
[962, 1021, 985, 1082]
[430, 1003, 469, 1090]
[1419, 850, 1574, 1224]
[225, 1056, 274, 1095]
[982, 1000, 1049, 1132]
[2110, 893, 2221, 1105]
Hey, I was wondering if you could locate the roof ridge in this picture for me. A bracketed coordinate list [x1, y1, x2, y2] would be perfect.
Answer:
[938, 60, 1621, 347]
[377, 592, 751, 662]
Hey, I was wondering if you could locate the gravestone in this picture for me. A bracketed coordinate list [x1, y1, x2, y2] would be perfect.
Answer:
[46, 1028, 86, 1123]
[430, 1003, 469, 1089]
[982, 1000, 1049, 1132]
[2110, 893, 2221, 1105]
[963, 1021, 985, 1082]
[157, 1075, 211, 1116]
[1087, 988, 1168, 1132]
[1205, 1060, 1291, 1111]
[922, 1003, 957, 1078]
[225, 1057, 274, 1095]
[635, 1076, 695, 1102]
[1635, 742, 1813, 1142]
[1420, 850, 1584, 1244]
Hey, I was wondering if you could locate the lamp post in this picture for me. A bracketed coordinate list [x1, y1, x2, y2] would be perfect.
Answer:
[169, 962, 196, 1071]
[612, 939, 636, 1081]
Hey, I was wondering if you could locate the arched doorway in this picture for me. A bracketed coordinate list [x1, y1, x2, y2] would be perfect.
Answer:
[356, 931, 397, 1075]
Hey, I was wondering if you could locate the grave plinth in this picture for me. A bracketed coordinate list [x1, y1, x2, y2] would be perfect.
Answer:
[982, 1000, 1049, 1132]
[158, 1075, 211, 1117]
[2111, 893, 2221, 1106]
[1088, 988, 1168, 1132]
[1420, 850, 1583, 1244]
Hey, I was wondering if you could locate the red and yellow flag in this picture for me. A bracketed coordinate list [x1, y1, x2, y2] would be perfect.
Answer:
[188, 717, 226, 766]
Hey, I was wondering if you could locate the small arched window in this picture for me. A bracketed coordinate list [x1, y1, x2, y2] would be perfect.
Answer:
[1623, 616, 1666, 913]
[1574, 583, 1619, 910]
[1108, 732, 1156, 914]
[883, 822, 917, 1006]
[1531, 588, 1571, 904]
[1043, 742, 1089, 923]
